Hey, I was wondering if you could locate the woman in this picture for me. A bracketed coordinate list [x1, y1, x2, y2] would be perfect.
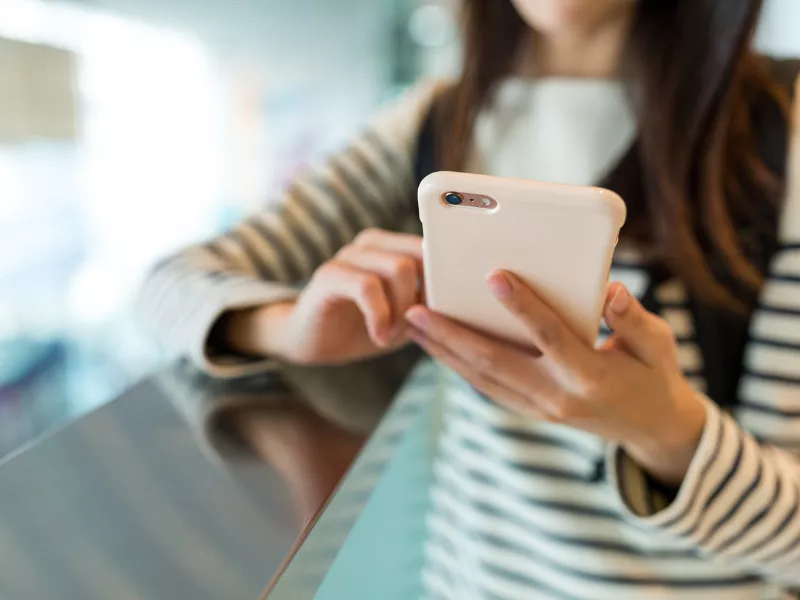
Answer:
[138, 0, 800, 597]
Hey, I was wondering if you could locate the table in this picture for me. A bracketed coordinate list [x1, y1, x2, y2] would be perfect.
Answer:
[264, 362, 437, 600]
[0, 361, 433, 599]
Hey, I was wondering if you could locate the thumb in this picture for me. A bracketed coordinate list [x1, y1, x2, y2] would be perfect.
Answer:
[603, 282, 676, 367]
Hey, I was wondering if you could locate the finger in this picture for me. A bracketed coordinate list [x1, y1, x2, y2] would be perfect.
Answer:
[315, 262, 392, 345]
[352, 228, 425, 308]
[404, 305, 558, 399]
[353, 228, 424, 260]
[603, 282, 677, 367]
[486, 271, 593, 371]
[335, 246, 420, 333]
[407, 327, 551, 420]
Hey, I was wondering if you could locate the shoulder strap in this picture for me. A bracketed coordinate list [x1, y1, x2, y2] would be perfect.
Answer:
[693, 56, 799, 409]
[413, 102, 439, 191]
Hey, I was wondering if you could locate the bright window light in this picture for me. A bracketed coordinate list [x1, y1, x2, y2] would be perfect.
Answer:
[0, 0, 222, 328]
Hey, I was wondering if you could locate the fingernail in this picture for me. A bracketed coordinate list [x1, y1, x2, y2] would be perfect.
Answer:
[405, 307, 429, 330]
[610, 284, 630, 315]
[487, 272, 513, 299]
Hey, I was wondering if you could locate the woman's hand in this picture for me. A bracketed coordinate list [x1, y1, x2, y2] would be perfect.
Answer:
[228, 229, 424, 365]
[405, 272, 707, 487]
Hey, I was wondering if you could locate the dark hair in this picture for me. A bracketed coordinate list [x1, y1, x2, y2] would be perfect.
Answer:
[438, 0, 792, 311]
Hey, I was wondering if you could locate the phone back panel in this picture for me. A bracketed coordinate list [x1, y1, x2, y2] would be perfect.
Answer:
[419, 172, 626, 346]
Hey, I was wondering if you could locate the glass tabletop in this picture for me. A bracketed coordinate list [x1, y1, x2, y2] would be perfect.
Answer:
[0, 358, 434, 599]
[264, 362, 440, 600]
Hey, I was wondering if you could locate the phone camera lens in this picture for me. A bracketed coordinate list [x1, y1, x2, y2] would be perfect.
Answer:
[444, 192, 463, 205]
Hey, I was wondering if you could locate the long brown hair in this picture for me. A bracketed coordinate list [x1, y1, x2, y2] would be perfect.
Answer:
[438, 0, 792, 311]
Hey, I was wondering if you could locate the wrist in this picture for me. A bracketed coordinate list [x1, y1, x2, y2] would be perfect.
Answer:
[226, 302, 295, 359]
[625, 381, 707, 487]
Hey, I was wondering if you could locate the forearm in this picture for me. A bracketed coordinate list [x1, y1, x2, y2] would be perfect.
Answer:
[609, 399, 800, 587]
[137, 82, 435, 375]
[136, 248, 300, 377]
[221, 302, 296, 359]
[622, 379, 707, 487]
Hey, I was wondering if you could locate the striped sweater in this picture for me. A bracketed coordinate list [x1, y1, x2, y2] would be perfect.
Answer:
[137, 77, 800, 599]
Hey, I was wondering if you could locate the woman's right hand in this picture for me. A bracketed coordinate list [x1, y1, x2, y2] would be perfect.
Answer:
[227, 229, 424, 365]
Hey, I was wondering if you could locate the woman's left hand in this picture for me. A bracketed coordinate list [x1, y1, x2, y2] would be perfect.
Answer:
[405, 271, 708, 487]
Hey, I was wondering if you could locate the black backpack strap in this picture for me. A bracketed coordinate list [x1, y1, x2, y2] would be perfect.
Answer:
[413, 102, 440, 191]
[690, 295, 749, 409]
[692, 57, 799, 409]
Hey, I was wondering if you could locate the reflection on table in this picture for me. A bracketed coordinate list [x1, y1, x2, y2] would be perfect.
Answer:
[264, 361, 439, 600]
[0, 360, 418, 600]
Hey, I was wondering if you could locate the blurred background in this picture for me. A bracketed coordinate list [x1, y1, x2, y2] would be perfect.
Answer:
[0, 0, 797, 458]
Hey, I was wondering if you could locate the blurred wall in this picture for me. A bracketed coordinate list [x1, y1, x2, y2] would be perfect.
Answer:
[758, 0, 800, 57]
[0, 0, 428, 451]
[48, 0, 416, 217]
[55, 0, 398, 111]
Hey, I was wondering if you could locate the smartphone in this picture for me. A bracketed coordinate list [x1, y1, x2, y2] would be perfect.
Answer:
[418, 171, 626, 347]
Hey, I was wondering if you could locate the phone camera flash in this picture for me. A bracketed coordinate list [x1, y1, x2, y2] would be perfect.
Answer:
[481, 198, 491, 206]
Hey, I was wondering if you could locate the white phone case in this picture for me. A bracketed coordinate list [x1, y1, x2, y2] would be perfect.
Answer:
[418, 171, 626, 346]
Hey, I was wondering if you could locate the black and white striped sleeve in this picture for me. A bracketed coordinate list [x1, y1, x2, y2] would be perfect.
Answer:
[135, 82, 439, 378]
[608, 87, 800, 589]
